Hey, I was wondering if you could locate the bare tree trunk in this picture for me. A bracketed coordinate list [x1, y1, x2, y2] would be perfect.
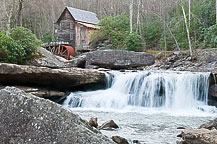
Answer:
[136, 0, 141, 33]
[51, 0, 56, 41]
[130, 0, 134, 33]
[189, 0, 191, 27]
[3, 0, 15, 35]
[16, 0, 24, 27]
[182, 5, 192, 56]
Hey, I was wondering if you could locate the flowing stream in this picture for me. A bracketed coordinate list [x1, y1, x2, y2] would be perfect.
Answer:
[63, 71, 217, 143]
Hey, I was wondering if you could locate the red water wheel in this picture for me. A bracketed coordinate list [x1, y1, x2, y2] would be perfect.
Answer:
[55, 45, 75, 60]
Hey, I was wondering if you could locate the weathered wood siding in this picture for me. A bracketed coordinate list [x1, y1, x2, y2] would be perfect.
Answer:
[57, 9, 96, 51]
[57, 10, 75, 48]
[75, 23, 90, 50]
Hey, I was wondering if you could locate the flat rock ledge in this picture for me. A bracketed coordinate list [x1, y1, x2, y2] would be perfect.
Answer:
[0, 63, 106, 91]
[0, 87, 114, 144]
[85, 50, 155, 69]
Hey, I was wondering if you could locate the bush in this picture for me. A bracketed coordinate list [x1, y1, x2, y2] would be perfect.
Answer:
[141, 19, 162, 49]
[91, 14, 144, 51]
[9, 27, 41, 60]
[126, 32, 143, 52]
[0, 32, 26, 64]
[0, 27, 41, 64]
[200, 24, 217, 48]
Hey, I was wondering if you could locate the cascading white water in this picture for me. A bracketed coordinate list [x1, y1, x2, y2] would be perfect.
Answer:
[63, 71, 212, 112]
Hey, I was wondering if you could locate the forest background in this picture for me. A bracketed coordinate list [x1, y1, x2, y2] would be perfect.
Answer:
[0, 0, 216, 53]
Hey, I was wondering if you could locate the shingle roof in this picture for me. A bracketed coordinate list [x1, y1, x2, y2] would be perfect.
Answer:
[66, 7, 99, 25]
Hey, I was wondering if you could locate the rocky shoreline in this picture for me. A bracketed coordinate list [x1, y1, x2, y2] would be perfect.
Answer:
[0, 86, 114, 144]
[177, 118, 217, 144]
[0, 47, 217, 143]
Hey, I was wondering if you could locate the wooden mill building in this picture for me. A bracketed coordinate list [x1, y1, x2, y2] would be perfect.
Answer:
[56, 7, 100, 51]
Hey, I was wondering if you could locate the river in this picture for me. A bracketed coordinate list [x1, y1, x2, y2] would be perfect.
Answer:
[63, 70, 217, 143]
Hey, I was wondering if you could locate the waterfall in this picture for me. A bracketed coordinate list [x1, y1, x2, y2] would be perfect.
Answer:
[63, 71, 212, 111]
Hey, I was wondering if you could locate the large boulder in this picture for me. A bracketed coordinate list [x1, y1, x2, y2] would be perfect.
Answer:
[85, 50, 155, 69]
[0, 63, 106, 91]
[0, 87, 114, 144]
[178, 128, 217, 144]
[28, 47, 67, 68]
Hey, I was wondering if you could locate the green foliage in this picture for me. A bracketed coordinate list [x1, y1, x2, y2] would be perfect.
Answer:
[0, 27, 41, 64]
[141, 19, 162, 49]
[92, 0, 216, 51]
[163, 0, 216, 50]
[91, 14, 144, 51]
[200, 24, 217, 48]
[9, 27, 41, 60]
[126, 32, 143, 52]
[0, 32, 26, 64]
[42, 32, 53, 43]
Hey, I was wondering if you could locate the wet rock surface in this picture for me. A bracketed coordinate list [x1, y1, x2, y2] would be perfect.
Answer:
[89, 117, 98, 128]
[100, 120, 119, 130]
[85, 50, 155, 69]
[0, 63, 106, 91]
[209, 85, 217, 98]
[178, 128, 217, 144]
[112, 136, 129, 144]
[0, 87, 114, 144]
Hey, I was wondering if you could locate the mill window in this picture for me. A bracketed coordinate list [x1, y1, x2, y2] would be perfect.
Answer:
[70, 32, 73, 40]
[70, 22, 74, 29]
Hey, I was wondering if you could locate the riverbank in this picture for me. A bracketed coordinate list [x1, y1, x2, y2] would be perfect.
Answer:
[0, 47, 217, 143]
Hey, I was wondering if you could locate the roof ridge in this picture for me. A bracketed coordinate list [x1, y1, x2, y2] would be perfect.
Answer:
[65, 6, 100, 25]
[66, 7, 97, 15]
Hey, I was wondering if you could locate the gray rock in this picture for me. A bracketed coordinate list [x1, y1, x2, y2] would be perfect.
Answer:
[112, 136, 129, 144]
[178, 128, 217, 144]
[0, 87, 114, 144]
[85, 50, 155, 69]
[15, 86, 66, 98]
[100, 120, 119, 130]
[67, 55, 86, 68]
[86, 64, 100, 69]
[28, 47, 67, 68]
[0, 63, 106, 91]
[209, 84, 217, 98]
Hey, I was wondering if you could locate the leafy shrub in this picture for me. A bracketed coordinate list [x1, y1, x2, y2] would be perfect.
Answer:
[42, 32, 53, 43]
[141, 20, 162, 49]
[9, 27, 41, 60]
[200, 24, 217, 48]
[0, 31, 26, 64]
[126, 32, 143, 52]
[0, 27, 41, 64]
[91, 14, 144, 51]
